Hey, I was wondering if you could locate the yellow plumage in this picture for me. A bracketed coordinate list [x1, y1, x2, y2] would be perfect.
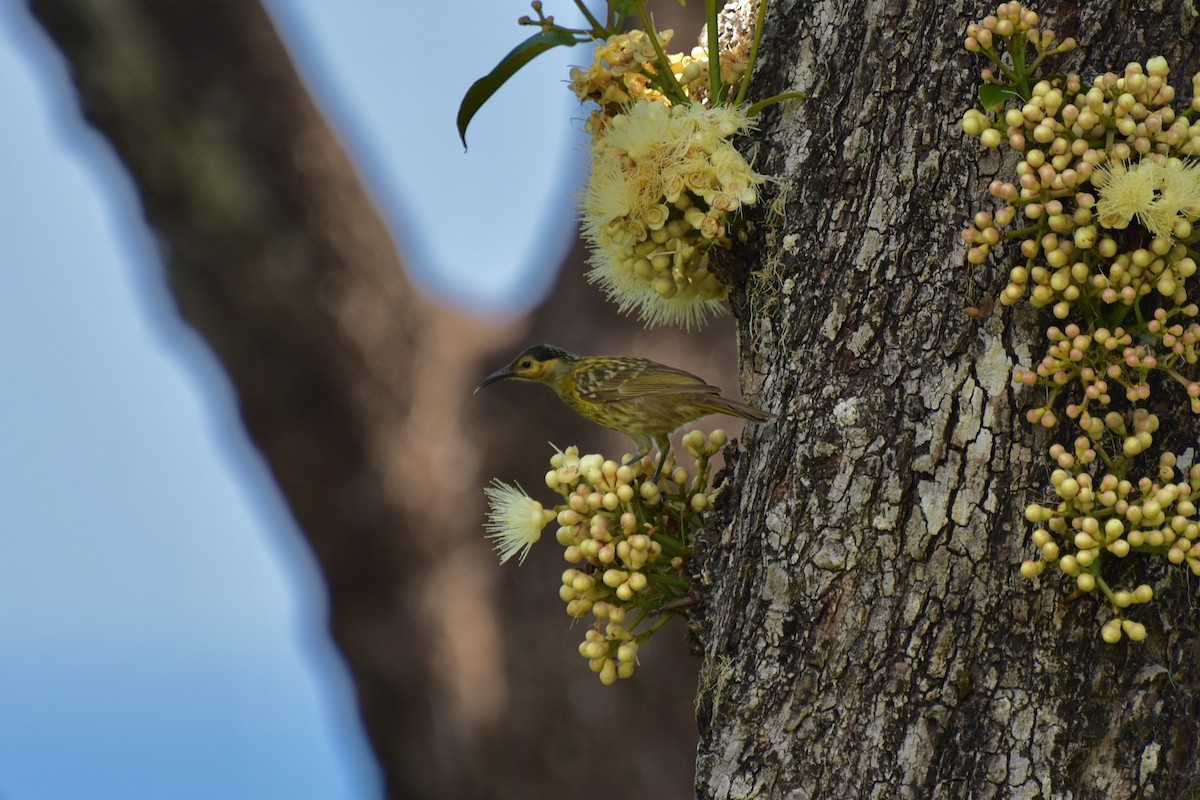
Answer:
[476, 344, 774, 481]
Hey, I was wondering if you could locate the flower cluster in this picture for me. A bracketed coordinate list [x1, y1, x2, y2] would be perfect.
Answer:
[962, 52, 1200, 319]
[962, 3, 1200, 641]
[569, 29, 681, 131]
[569, 29, 753, 135]
[572, 25, 768, 329]
[461, 2, 798, 325]
[1011, 317, 1200, 432]
[582, 101, 765, 329]
[484, 429, 728, 683]
[1021, 444, 1200, 642]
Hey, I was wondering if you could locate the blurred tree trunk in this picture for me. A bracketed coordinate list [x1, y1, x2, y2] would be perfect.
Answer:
[28, 0, 713, 797]
[692, 0, 1200, 797]
[26, 2, 443, 795]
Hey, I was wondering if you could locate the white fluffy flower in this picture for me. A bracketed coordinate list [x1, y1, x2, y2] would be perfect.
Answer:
[483, 480, 555, 565]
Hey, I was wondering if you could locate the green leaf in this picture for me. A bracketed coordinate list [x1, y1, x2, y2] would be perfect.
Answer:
[978, 83, 1019, 111]
[457, 30, 582, 149]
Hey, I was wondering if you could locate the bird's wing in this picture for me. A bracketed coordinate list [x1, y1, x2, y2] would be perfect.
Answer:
[574, 358, 722, 402]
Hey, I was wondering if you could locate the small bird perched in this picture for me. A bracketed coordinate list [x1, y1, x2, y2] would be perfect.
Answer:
[475, 344, 775, 483]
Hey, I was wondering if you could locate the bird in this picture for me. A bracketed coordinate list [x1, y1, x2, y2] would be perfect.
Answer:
[475, 343, 775, 483]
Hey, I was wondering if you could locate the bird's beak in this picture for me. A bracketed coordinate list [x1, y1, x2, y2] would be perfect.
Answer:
[474, 366, 515, 394]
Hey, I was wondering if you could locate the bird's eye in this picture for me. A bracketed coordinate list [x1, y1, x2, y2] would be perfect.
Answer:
[520, 360, 533, 369]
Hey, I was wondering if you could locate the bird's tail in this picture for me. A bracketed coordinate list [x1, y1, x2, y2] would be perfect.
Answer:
[710, 396, 776, 423]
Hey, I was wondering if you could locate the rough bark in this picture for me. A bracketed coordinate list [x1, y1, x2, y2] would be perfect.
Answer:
[693, 1, 1200, 798]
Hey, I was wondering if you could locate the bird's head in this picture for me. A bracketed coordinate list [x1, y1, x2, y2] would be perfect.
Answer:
[475, 344, 578, 393]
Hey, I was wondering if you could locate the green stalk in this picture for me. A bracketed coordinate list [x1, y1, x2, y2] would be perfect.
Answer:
[573, 0, 607, 36]
[735, 0, 769, 107]
[705, 0, 724, 103]
[1097, 453, 1118, 473]
[1094, 571, 1117, 606]
[1129, 544, 1171, 556]
[746, 91, 805, 117]
[1108, 301, 1132, 327]
[651, 530, 688, 557]
[1008, 33, 1032, 99]
[981, 49, 1020, 87]
[634, 2, 689, 105]
[629, 606, 649, 629]
[635, 612, 677, 642]
[648, 572, 691, 591]
[1001, 224, 1041, 240]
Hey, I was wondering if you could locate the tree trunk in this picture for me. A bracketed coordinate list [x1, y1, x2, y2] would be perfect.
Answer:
[694, 1, 1200, 797]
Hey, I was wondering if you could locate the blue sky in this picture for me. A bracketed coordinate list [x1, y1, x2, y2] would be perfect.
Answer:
[0, 1, 587, 797]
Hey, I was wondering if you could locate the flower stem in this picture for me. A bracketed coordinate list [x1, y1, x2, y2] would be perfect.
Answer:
[636, 611, 677, 642]
[633, 2, 689, 105]
[746, 91, 805, 117]
[735, 0, 769, 107]
[573, 0, 607, 36]
[705, 0, 724, 103]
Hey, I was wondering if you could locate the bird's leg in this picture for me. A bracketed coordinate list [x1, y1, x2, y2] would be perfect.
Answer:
[651, 440, 672, 484]
[623, 434, 653, 471]
[621, 450, 650, 468]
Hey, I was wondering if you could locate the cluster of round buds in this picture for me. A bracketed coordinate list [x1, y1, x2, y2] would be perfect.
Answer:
[582, 101, 766, 329]
[972, 222, 1200, 317]
[551, 437, 723, 683]
[962, 8, 1200, 644]
[964, 2, 1050, 53]
[1083, 237, 1198, 309]
[562, 562, 649, 685]
[578, 622, 638, 684]
[1021, 446, 1200, 641]
[961, 55, 1200, 319]
[1145, 308, 1200, 408]
[491, 433, 724, 684]
[1008, 314, 1195, 443]
[673, 40, 752, 108]
[1012, 323, 1159, 434]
